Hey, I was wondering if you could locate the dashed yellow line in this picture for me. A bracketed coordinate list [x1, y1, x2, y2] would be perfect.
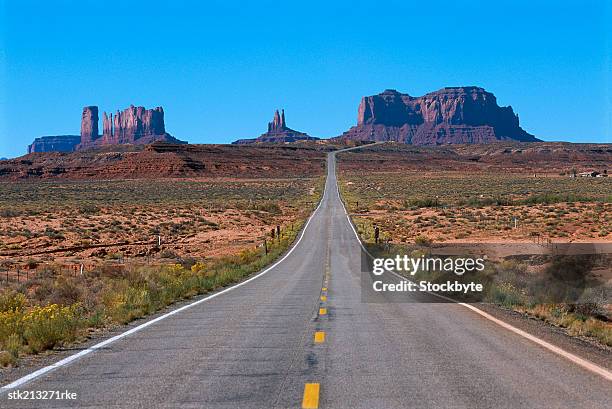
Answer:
[314, 331, 325, 343]
[302, 383, 320, 408]
[322, 287, 327, 291]
[319, 308, 327, 316]
[320, 295, 327, 302]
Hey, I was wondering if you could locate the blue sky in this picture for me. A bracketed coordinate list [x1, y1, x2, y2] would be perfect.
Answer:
[0, 0, 610, 158]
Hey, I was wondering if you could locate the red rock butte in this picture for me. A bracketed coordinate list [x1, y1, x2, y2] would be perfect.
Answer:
[28, 105, 185, 153]
[334, 87, 540, 145]
[232, 109, 318, 144]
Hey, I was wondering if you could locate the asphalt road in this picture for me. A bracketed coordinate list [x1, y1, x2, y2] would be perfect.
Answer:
[1, 150, 610, 408]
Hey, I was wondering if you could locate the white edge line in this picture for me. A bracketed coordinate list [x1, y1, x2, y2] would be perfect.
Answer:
[1, 178, 329, 392]
[333, 152, 612, 382]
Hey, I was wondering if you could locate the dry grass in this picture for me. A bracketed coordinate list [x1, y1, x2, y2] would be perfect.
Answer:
[0, 176, 324, 366]
[339, 170, 612, 346]
[340, 172, 611, 243]
[0, 177, 323, 271]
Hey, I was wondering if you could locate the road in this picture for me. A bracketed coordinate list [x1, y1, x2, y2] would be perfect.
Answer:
[2, 150, 610, 408]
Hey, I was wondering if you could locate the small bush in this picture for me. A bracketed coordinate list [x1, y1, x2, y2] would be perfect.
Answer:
[5, 333, 22, 358]
[160, 249, 178, 259]
[22, 304, 83, 353]
[255, 202, 283, 215]
[0, 351, 16, 367]
[0, 208, 21, 218]
[79, 204, 101, 215]
[414, 235, 432, 246]
[407, 197, 440, 208]
[0, 291, 26, 313]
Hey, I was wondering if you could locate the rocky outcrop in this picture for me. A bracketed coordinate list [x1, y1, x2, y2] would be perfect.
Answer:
[336, 87, 539, 145]
[80, 106, 99, 145]
[268, 109, 286, 132]
[28, 135, 81, 153]
[101, 105, 167, 145]
[27, 105, 186, 153]
[233, 109, 318, 144]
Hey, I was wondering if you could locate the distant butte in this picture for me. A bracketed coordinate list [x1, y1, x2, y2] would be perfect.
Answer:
[232, 109, 318, 144]
[334, 87, 540, 145]
[27, 105, 186, 153]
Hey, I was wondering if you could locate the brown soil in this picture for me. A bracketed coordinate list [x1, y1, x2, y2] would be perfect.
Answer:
[0, 143, 328, 180]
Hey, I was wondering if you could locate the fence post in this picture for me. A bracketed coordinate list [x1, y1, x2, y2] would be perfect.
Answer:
[264, 240, 268, 255]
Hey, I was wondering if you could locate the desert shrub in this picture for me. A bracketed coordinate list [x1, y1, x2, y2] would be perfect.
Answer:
[414, 235, 432, 246]
[25, 259, 39, 269]
[0, 208, 21, 218]
[255, 201, 283, 215]
[32, 280, 54, 303]
[107, 252, 123, 260]
[79, 204, 101, 215]
[22, 304, 83, 353]
[488, 282, 525, 308]
[522, 193, 592, 205]
[160, 249, 178, 259]
[190, 261, 207, 274]
[0, 351, 16, 367]
[408, 197, 440, 208]
[0, 303, 83, 355]
[5, 333, 22, 358]
[0, 291, 26, 313]
[49, 276, 83, 306]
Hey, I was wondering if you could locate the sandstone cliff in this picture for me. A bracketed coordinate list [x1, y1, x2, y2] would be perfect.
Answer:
[100, 105, 167, 145]
[80, 106, 99, 145]
[233, 109, 318, 144]
[27, 105, 185, 153]
[336, 87, 539, 145]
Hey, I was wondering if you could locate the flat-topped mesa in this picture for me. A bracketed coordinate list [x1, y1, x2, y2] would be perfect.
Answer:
[28, 135, 81, 153]
[233, 109, 319, 144]
[339, 86, 539, 145]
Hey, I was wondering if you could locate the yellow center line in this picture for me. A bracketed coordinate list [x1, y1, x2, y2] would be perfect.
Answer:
[319, 308, 327, 316]
[314, 331, 325, 343]
[302, 383, 320, 408]
[322, 287, 327, 291]
[320, 295, 327, 302]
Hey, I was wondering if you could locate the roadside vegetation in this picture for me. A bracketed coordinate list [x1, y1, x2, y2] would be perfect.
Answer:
[339, 169, 611, 347]
[0, 177, 324, 367]
[339, 172, 611, 243]
[0, 229, 303, 367]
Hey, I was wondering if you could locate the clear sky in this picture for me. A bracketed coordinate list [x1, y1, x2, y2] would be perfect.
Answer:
[0, 0, 610, 158]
